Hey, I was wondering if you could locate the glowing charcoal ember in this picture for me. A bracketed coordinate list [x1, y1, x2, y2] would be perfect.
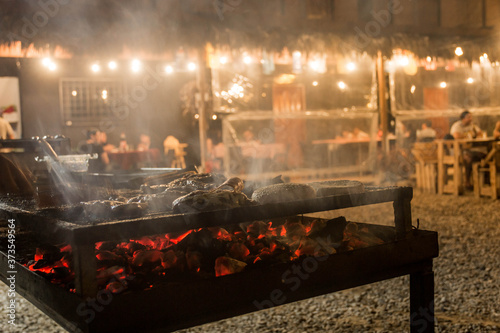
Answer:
[160, 250, 178, 269]
[284, 222, 307, 240]
[133, 237, 156, 248]
[96, 266, 126, 286]
[246, 220, 269, 238]
[132, 250, 163, 267]
[228, 242, 250, 261]
[342, 222, 384, 249]
[167, 229, 193, 244]
[214, 256, 247, 277]
[106, 281, 127, 294]
[185, 250, 202, 272]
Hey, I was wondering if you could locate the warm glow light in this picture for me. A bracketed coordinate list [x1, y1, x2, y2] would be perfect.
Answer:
[101, 90, 108, 100]
[483, 53, 488, 59]
[48, 62, 57, 71]
[108, 61, 117, 70]
[346, 62, 357, 71]
[312, 81, 319, 87]
[212, 114, 217, 120]
[194, 114, 200, 119]
[165, 65, 173, 74]
[262, 92, 267, 97]
[42, 57, 51, 66]
[71, 90, 77, 97]
[187, 62, 197, 71]
[410, 85, 416, 94]
[243, 55, 252, 64]
[467, 77, 475, 84]
[440, 81, 447, 88]
[338, 81, 347, 90]
[309, 60, 321, 72]
[219, 56, 228, 65]
[397, 56, 409, 67]
[426, 56, 432, 62]
[91, 63, 100, 72]
[131, 59, 141, 72]
[455, 47, 464, 56]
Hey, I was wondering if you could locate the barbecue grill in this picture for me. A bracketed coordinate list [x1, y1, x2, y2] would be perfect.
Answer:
[0, 184, 438, 333]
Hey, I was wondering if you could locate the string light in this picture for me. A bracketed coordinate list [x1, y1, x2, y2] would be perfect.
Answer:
[467, 77, 474, 84]
[131, 59, 141, 73]
[455, 47, 464, 56]
[338, 81, 347, 90]
[91, 63, 101, 72]
[187, 62, 197, 71]
[219, 56, 228, 65]
[346, 62, 357, 71]
[440, 81, 447, 88]
[312, 81, 319, 86]
[243, 55, 252, 64]
[165, 65, 174, 74]
[108, 61, 117, 70]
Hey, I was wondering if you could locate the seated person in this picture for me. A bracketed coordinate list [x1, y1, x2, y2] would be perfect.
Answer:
[416, 121, 437, 142]
[137, 134, 151, 151]
[78, 129, 110, 172]
[493, 120, 500, 140]
[450, 110, 486, 189]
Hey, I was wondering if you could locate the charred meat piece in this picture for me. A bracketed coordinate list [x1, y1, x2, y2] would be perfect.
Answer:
[82, 200, 147, 220]
[172, 190, 255, 214]
[128, 189, 186, 213]
[166, 173, 227, 192]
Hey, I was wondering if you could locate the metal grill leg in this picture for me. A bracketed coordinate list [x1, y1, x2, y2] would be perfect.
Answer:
[410, 263, 435, 333]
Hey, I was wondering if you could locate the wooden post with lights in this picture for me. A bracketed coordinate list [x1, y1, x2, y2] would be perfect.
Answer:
[377, 51, 389, 155]
[197, 46, 209, 172]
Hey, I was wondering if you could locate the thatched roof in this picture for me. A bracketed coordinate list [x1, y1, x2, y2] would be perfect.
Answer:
[1, 0, 499, 61]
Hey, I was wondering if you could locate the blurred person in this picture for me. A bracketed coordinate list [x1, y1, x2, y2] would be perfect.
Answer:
[0, 110, 15, 139]
[78, 129, 110, 172]
[118, 132, 130, 152]
[98, 131, 116, 152]
[137, 134, 151, 151]
[493, 120, 500, 140]
[450, 110, 486, 190]
[416, 121, 437, 142]
[450, 110, 483, 139]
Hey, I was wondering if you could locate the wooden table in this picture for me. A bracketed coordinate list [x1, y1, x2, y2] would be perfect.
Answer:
[108, 148, 160, 170]
[437, 138, 496, 195]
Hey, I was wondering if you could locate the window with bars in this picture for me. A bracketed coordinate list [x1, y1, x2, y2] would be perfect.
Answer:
[59, 78, 125, 125]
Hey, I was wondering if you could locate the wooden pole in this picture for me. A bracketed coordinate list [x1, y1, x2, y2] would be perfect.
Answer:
[377, 51, 388, 155]
[197, 47, 208, 172]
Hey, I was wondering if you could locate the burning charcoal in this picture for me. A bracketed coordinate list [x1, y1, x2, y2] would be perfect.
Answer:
[132, 250, 163, 267]
[123, 241, 147, 254]
[32, 259, 51, 269]
[214, 256, 247, 277]
[160, 249, 178, 269]
[96, 251, 126, 267]
[95, 241, 117, 252]
[106, 281, 127, 294]
[185, 249, 202, 272]
[246, 221, 269, 238]
[341, 222, 384, 250]
[52, 266, 71, 280]
[306, 219, 327, 237]
[284, 222, 307, 240]
[308, 216, 347, 241]
[36, 244, 63, 263]
[228, 242, 250, 261]
[96, 266, 126, 287]
[295, 238, 335, 258]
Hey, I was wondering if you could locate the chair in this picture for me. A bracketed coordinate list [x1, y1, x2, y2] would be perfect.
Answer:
[472, 142, 500, 199]
[163, 136, 187, 169]
[411, 142, 438, 193]
[437, 140, 464, 195]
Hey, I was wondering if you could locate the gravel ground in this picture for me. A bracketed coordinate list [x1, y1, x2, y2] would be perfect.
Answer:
[1, 189, 499, 333]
